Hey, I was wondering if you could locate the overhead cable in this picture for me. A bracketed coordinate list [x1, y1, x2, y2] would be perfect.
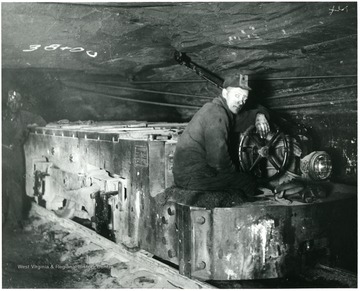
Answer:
[271, 99, 357, 110]
[267, 84, 356, 100]
[63, 80, 355, 110]
[92, 81, 356, 102]
[81, 81, 215, 100]
[65, 83, 201, 109]
[259, 75, 357, 81]
[127, 74, 357, 84]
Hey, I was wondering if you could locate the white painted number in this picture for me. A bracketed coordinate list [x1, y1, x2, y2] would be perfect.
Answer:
[329, 5, 348, 15]
[23, 44, 41, 52]
[44, 44, 61, 51]
[86, 50, 98, 58]
[23, 44, 97, 58]
[70, 47, 85, 52]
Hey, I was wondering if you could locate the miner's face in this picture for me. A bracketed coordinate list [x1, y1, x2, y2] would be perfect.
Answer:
[7, 90, 23, 113]
[223, 87, 249, 114]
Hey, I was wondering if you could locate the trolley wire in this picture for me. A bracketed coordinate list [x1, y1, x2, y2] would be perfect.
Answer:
[127, 74, 357, 84]
[267, 84, 357, 100]
[90, 81, 214, 100]
[64, 83, 201, 109]
[271, 98, 357, 110]
[63, 80, 356, 110]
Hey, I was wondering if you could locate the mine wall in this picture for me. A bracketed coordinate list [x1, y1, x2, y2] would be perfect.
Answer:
[1, 2, 357, 287]
[2, 69, 357, 185]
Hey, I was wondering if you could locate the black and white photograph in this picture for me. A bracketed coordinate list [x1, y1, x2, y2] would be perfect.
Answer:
[2, 1, 357, 288]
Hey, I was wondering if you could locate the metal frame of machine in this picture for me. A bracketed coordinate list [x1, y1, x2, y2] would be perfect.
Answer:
[24, 121, 356, 281]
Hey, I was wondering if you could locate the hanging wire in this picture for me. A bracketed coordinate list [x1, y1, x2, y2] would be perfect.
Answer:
[267, 84, 357, 100]
[90, 81, 215, 99]
[253, 75, 357, 81]
[65, 83, 201, 109]
[130, 80, 209, 84]
[70, 80, 356, 103]
[83, 74, 357, 86]
[271, 99, 357, 110]
[63, 79, 356, 110]
[126, 74, 357, 84]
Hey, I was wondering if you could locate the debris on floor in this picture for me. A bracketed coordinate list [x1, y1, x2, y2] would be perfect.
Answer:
[3, 203, 356, 289]
[2, 203, 212, 289]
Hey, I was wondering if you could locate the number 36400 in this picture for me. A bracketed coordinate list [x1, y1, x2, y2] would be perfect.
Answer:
[23, 44, 98, 58]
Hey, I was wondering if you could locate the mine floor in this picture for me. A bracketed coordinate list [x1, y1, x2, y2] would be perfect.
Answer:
[2, 203, 357, 288]
[2, 204, 211, 289]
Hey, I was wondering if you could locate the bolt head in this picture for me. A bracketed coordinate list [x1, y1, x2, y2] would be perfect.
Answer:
[196, 216, 206, 225]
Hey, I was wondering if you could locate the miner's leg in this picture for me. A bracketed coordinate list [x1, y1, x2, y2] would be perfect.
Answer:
[3, 178, 25, 229]
[186, 171, 256, 193]
[183, 171, 256, 207]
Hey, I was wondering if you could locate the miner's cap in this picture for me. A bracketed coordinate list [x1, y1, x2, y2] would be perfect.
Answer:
[223, 74, 252, 91]
[8, 90, 23, 101]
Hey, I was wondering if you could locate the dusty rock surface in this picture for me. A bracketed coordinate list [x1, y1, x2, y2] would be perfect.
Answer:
[3, 201, 356, 288]
[2, 205, 211, 289]
[2, 215, 122, 288]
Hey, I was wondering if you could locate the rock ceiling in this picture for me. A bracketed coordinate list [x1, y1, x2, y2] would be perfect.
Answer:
[1, 2, 357, 122]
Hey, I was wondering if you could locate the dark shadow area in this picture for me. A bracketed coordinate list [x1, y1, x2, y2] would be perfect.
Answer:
[248, 76, 276, 107]
[209, 274, 356, 289]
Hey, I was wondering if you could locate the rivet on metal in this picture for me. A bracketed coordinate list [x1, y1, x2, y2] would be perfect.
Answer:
[235, 217, 243, 230]
[196, 216, 206, 225]
[167, 206, 175, 216]
[218, 249, 223, 259]
[197, 261, 206, 270]
[168, 249, 176, 258]
[161, 216, 168, 224]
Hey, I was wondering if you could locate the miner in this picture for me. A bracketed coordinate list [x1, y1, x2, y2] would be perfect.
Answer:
[173, 74, 270, 199]
[2, 90, 46, 229]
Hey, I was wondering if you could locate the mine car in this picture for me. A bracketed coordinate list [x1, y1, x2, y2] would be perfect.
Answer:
[24, 120, 356, 281]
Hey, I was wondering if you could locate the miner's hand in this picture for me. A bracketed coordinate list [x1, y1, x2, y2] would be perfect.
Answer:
[255, 113, 270, 139]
